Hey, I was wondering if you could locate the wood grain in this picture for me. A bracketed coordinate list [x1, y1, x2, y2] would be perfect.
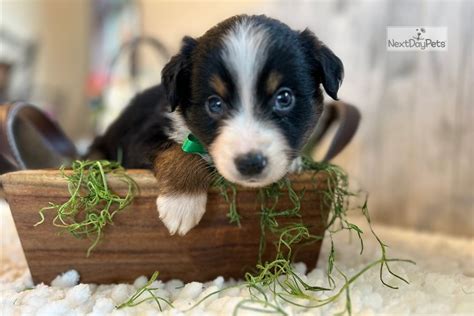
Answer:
[1, 170, 329, 285]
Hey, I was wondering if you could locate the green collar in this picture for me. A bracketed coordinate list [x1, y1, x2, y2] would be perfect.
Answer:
[181, 134, 207, 155]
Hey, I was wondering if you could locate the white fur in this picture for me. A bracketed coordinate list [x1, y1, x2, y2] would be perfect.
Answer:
[165, 110, 191, 144]
[212, 19, 290, 187]
[210, 113, 290, 187]
[222, 17, 268, 115]
[156, 193, 207, 235]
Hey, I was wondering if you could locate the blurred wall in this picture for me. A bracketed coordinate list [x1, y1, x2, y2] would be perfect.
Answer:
[140, 0, 260, 52]
[0, 0, 92, 140]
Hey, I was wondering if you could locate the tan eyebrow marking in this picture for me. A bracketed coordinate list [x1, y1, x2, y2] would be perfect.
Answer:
[266, 71, 283, 95]
[210, 74, 227, 97]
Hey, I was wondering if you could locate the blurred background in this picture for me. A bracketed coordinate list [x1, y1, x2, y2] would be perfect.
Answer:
[1, 0, 472, 237]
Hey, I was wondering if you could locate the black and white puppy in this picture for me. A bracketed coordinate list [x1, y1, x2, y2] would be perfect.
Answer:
[89, 14, 344, 235]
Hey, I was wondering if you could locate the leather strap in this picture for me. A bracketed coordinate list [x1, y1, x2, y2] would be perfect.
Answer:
[303, 101, 361, 162]
[0, 102, 77, 172]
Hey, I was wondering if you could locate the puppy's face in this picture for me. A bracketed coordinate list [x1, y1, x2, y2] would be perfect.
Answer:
[163, 15, 343, 187]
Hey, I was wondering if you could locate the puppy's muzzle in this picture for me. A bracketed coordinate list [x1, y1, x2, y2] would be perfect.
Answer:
[234, 151, 268, 177]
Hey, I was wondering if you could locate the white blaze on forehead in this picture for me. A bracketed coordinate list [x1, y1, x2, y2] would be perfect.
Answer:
[221, 18, 269, 114]
[211, 20, 290, 187]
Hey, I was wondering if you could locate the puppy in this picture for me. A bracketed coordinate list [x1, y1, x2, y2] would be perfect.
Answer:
[89, 14, 344, 235]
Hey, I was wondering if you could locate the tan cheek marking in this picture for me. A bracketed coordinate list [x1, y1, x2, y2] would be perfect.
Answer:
[266, 72, 282, 95]
[210, 75, 228, 98]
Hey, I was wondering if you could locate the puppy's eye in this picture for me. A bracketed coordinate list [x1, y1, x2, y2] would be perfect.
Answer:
[205, 95, 225, 116]
[273, 88, 295, 114]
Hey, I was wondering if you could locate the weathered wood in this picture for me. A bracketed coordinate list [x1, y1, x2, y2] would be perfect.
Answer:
[1, 170, 329, 285]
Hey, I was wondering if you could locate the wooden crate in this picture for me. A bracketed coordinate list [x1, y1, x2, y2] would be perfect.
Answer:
[1, 170, 329, 284]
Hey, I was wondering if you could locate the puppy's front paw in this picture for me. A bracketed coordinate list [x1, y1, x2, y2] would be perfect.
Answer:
[156, 193, 207, 236]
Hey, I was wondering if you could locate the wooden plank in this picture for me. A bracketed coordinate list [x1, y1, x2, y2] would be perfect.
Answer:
[1, 170, 329, 284]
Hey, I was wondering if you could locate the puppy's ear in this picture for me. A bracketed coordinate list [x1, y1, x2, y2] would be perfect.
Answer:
[299, 29, 344, 100]
[161, 36, 197, 111]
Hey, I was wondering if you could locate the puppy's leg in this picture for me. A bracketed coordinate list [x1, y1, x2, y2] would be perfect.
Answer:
[154, 143, 213, 235]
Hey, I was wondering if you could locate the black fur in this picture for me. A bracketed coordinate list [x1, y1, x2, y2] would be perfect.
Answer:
[162, 36, 197, 111]
[298, 28, 344, 100]
[89, 85, 172, 168]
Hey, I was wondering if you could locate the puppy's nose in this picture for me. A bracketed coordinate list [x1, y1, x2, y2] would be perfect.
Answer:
[234, 152, 268, 176]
